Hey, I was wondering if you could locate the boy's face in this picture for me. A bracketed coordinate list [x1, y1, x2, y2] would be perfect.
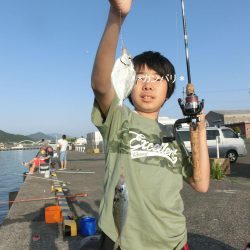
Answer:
[130, 65, 168, 120]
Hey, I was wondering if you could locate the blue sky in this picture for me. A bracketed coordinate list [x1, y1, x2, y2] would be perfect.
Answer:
[0, 0, 249, 137]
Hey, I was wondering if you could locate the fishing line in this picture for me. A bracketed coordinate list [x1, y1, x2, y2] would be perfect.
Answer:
[119, 9, 125, 50]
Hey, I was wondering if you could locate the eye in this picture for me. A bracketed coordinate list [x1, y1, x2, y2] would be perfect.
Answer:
[136, 75, 146, 82]
[153, 75, 163, 82]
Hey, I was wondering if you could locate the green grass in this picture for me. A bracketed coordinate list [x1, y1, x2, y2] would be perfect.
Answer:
[210, 161, 225, 180]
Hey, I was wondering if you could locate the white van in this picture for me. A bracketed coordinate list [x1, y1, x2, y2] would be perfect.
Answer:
[176, 126, 248, 163]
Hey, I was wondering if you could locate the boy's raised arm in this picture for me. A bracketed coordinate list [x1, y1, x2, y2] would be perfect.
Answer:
[189, 113, 210, 192]
[91, 1, 132, 117]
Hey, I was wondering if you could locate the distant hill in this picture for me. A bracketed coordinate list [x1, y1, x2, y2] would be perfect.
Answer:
[27, 132, 55, 142]
[48, 133, 62, 141]
[0, 130, 32, 143]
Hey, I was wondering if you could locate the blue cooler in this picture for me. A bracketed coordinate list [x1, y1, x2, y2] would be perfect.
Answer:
[79, 216, 96, 236]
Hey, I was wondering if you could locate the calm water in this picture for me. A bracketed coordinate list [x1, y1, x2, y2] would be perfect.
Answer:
[0, 149, 37, 224]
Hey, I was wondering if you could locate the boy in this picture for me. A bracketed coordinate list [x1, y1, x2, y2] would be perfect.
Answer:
[57, 134, 68, 170]
[91, 1, 210, 249]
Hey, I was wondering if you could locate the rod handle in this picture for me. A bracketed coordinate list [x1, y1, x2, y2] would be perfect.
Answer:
[190, 125, 201, 181]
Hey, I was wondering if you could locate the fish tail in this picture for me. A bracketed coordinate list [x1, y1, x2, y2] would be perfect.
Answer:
[113, 236, 121, 250]
[120, 166, 125, 175]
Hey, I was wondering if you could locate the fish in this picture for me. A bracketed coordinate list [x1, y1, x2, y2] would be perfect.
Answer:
[112, 173, 129, 250]
[111, 48, 136, 106]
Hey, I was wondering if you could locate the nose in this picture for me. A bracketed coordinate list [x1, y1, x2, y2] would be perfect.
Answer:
[142, 82, 153, 90]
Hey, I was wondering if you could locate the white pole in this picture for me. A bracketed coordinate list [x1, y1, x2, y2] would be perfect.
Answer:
[216, 136, 220, 158]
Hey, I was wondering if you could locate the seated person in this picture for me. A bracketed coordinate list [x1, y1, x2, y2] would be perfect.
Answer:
[46, 145, 58, 168]
[46, 145, 54, 158]
[23, 147, 51, 174]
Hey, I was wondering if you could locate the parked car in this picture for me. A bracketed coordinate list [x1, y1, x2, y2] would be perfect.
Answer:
[176, 126, 248, 163]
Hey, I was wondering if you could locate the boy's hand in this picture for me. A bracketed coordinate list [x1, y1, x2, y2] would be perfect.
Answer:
[109, 0, 133, 17]
[197, 111, 206, 131]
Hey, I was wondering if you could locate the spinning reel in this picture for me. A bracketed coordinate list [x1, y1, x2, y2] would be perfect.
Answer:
[176, 84, 204, 128]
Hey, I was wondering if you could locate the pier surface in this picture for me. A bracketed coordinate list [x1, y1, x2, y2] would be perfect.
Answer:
[0, 150, 249, 250]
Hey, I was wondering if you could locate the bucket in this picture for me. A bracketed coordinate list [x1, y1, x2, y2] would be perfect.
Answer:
[39, 164, 50, 174]
[45, 205, 62, 224]
[44, 170, 50, 178]
[79, 216, 96, 236]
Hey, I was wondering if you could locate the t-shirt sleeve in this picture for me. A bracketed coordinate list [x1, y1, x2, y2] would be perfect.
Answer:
[175, 132, 193, 182]
[181, 153, 193, 182]
[91, 94, 121, 144]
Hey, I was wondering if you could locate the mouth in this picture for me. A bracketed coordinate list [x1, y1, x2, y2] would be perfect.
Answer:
[141, 95, 154, 102]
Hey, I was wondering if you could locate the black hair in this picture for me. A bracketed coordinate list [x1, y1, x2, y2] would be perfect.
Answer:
[62, 135, 66, 139]
[128, 51, 176, 105]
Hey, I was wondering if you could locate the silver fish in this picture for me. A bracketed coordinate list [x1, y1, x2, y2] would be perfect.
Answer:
[112, 174, 129, 250]
[111, 48, 136, 106]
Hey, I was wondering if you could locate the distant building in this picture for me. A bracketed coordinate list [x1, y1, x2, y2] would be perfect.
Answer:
[206, 110, 250, 138]
[226, 122, 250, 139]
[75, 137, 87, 145]
[87, 131, 103, 146]
[86, 131, 103, 153]
[158, 117, 177, 125]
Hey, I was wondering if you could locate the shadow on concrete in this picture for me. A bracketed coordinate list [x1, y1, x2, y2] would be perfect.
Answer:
[71, 199, 100, 223]
[68, 158, 104, 162]
[78, 235, 102, 250]
[64, 198, 102, 250]
[1, 203, 53, 226]
[75, 233, 238, 250]
[229, 162, 250, 178]
[28, 207, 59, 250]
[188, 233, 237, 250]
[1, 204, 59, 250]
[63, 188, 100, 223]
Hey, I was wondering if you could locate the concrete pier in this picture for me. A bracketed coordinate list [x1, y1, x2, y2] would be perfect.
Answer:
[0, 151, 105, 250]
[0, 150, 249, 250]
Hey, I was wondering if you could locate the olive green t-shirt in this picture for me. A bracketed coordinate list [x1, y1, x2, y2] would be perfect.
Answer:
[92, 97, 193, 250]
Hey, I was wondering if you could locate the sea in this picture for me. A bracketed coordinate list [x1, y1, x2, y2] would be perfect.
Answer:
[0, 149, 37, 224]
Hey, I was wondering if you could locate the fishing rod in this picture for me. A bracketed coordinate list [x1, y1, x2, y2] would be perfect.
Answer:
[181, 0, 191, 84]
[0, 193, 88, 205]
[175, 0, 204, 126]
[175, 0, 204, 181]
[56, 171, 95, 174]
[14, 173, 71, 184]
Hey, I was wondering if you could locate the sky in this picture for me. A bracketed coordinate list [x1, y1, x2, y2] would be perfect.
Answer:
[0, 0, 249, 138]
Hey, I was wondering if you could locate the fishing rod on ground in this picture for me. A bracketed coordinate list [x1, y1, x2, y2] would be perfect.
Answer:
[0, 193, 88, 205]
[13, 173, 71, 185]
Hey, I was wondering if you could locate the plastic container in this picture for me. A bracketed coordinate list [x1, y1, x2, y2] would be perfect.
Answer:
[79, 216, 96, 236]
[39, 165, 50, 174]
[44, 170, 50, 178]
[45, 206, 63, 224]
